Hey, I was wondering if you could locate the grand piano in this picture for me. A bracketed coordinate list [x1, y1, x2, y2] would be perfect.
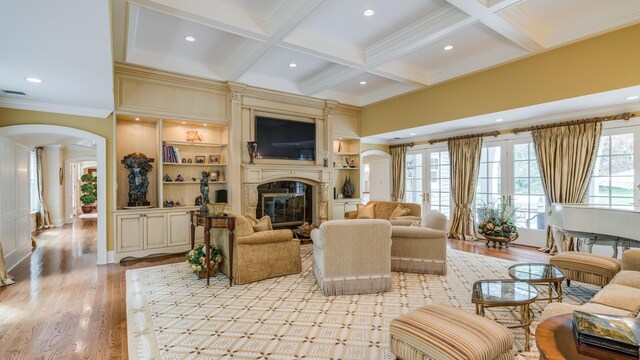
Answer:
[548, 203, 640, 257]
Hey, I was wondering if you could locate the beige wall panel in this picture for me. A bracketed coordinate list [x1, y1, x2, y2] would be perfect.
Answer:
[116, 120, 158, 208]
[117, 77, 227, 122]
[242, 97, 324, 118]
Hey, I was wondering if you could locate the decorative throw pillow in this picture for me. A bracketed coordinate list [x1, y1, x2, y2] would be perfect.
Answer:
[356, 203, 375, 219]
[246, 215, 273, 232]
[389, 204, 411, 219]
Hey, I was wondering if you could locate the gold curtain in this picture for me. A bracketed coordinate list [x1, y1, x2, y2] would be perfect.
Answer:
[0, 243, 15, 287]
[532, 122, 602, 255]
[448, 137, 483, 240]
[35, 147, 54, 230]
[390, 146, 408, 201]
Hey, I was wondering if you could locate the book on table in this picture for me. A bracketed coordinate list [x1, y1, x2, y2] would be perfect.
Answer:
[572, 310, 640, 357]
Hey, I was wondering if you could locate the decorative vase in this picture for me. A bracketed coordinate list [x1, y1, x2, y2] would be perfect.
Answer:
[197, 265, 218, 279]
[342, 175, 354, 198]
[247, 141, 257, 165]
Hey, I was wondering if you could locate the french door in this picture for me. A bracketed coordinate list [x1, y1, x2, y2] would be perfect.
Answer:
[407, 140, 547, 246]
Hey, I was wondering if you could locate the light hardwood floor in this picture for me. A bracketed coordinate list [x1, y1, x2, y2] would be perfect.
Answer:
[0, 218, 549, 359]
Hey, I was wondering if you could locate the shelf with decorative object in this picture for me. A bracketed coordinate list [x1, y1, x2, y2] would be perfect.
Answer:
[162, 140, 226, 147]
[163, 162, 227, 166]
[331, 137, 360, 206]
[163, 181, 227, 185]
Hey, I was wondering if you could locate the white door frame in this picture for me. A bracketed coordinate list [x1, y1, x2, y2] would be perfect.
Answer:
[64, 156, 97, 222]
[0, 125, 107, 265]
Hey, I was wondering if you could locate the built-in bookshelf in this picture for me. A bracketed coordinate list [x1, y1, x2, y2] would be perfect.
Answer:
[332, 137, 360, 199]
[115, 115, 229, 209]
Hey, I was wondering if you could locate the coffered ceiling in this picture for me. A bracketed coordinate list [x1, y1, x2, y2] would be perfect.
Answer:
[113, 0, 640, 106]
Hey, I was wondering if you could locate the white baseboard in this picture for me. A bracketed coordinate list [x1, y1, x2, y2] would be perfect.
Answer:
[107, 251, 115, 264]
[6, 241, 33, 271]
[53, 218, 64, 227]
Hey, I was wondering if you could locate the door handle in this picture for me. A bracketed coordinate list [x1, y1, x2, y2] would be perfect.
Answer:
[424, 192, 430, 202]
[508, 195, 512, 207]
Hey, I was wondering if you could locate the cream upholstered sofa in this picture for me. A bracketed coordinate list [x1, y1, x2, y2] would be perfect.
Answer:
[391, 210, 448, 274]
[214, 213, 301, 285]
[311, 219, 392, 296]
[344, 201, 422, 226]
[542, 249, 640, 319]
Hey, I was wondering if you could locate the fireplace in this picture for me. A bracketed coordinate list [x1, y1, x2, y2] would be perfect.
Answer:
[242, 164, 332, 225]
[257, 181, 312, 227]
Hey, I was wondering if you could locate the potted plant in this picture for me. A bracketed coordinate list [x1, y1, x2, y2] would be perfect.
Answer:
[186, 243, 223, 279]
[477, 199, 519, 248]
[79, 173, 97, 214]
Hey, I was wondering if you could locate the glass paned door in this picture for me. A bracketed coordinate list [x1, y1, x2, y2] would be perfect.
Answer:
[475, 146, 502, 221]
[428, 149, 450, 218]
[405, 153, 423, 204]
[512, 142, 546, 231]
[589, 133, 635, 208]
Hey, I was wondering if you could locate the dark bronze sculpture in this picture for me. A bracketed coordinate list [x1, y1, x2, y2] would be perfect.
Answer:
[121, 152, 154, 207]
[200, 171, 210, 212]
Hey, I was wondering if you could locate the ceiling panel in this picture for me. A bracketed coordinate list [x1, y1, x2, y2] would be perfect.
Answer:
[500, 0, 640, 47]
[392, 22, 527, 83]
[239, 46, 335, 84]
[286, 0, 447, 49]
[132, 6, 256, 71]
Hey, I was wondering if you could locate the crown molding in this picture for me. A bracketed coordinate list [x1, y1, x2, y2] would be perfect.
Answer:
[0, 97, 112, 118]
[301, 65, 363, 96]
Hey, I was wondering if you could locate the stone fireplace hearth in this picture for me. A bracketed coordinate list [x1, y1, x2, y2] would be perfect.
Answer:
[242, 164, 332, 225]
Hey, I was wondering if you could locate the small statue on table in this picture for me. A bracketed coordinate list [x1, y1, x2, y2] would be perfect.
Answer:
[121, 152, 154, 207]
[199, 171, 210, 212]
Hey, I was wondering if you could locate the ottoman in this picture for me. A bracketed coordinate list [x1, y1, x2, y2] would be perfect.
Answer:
[549, 251, 621, 287]
[390, 304, 514, 360]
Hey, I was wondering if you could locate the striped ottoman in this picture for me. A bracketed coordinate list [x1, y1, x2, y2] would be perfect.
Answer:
[390, 304, 514, 360]
[549, 251, 621, 287]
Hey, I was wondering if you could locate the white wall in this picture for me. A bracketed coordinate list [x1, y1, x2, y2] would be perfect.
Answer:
[368, 157, 391, 201]
[0, 138, 32, 270]
[43, 145, 64, 227]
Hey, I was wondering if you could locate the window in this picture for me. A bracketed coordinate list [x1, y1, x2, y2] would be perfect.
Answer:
[404, 153, 423, 204]
[475, 146, 502, 217]
[429, 150, 450, 218]
[30, 149, 40, 212]
[512, 143, 546, 230]
[589, 133, 634, 208]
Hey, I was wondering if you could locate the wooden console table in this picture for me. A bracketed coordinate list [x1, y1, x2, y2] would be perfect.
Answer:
[190, 211, 235, 286]
[536, 313, 637, 360]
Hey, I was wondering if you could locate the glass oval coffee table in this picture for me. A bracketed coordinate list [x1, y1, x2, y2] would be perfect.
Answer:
[508, 263, 565, 303]
[472, 279, 539, 351]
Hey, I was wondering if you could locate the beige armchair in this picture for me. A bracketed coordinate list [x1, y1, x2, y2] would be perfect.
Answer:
[391, 211, 448, 274]
[311, 219, 392, 296]
[214, 213, 301, 285]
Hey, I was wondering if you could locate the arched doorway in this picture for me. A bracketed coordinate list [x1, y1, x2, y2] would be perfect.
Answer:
[361, 150, 392, 202]
[0, 125, 107, 265]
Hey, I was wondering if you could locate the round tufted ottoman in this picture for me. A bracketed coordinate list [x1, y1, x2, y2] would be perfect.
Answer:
[390, 304, 514, 360]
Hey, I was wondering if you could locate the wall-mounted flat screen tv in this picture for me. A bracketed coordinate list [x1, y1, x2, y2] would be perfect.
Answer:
[255, 116, 315, 161]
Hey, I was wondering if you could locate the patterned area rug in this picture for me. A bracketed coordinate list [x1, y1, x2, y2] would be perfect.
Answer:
[127, 245, 598, 360]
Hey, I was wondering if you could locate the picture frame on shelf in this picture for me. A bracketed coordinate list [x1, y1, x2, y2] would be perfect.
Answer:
[209, 155, 220, 164]
[195, 156, 205, 164]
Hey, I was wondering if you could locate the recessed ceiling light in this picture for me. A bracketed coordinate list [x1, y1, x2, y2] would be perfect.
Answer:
[410, 133, 416, 136]
[360, 81, 367, 85]
[495, 118, 503, 122]
[626, 95, 639, 100]
[184, 36, 196, 42]
[135, 117, 140, 121]
[363, 9, 375, 16]
[25, 77, 42, 83]
[203, 123, 207, 127]
[443, 45, 454, 51]
[181, 121, 186, 125]
[288, 63, 297, 68]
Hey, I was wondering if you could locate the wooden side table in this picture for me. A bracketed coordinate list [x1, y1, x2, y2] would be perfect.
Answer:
[190, 211, 235, 286]
[536, 314, 637, 360]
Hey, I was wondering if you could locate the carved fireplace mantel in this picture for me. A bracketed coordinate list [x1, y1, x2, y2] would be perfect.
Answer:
[242, 163, 332, 224]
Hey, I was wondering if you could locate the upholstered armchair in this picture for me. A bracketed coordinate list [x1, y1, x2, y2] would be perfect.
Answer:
[391, 210, 448, 274]
[214, 213, 301, 285]
[311, 219, 392, 296]
[344, 201, 422, 225]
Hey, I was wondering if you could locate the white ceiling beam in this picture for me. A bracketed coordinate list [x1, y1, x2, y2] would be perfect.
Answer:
[224, 0, 326, 81]
[446, 0, 544, 52]
[301, 65, 363, 96]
